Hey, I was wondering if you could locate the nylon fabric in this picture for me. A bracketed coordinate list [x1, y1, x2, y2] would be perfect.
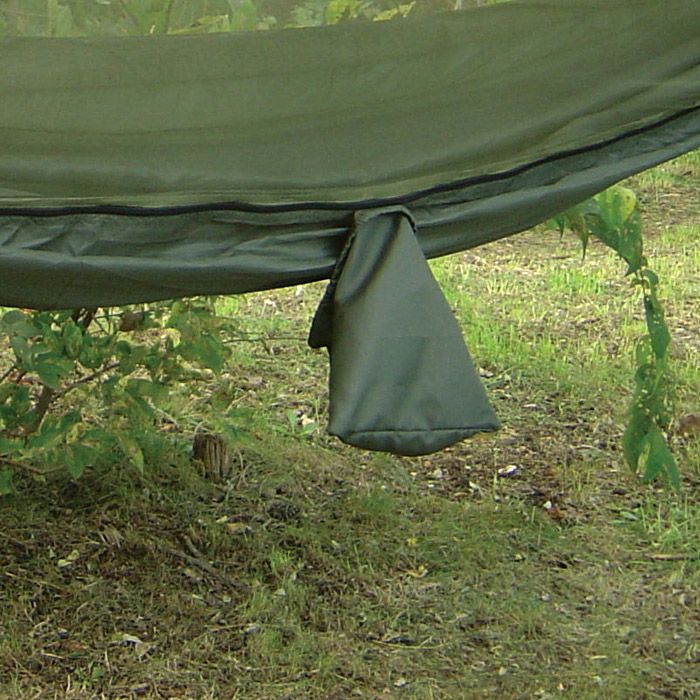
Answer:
[309, 209, 499, 455]
[1, 108, 698, 311]
[0, 0, 698, 209]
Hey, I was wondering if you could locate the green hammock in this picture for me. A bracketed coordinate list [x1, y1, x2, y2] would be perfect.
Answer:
[1, 0, 699, 454]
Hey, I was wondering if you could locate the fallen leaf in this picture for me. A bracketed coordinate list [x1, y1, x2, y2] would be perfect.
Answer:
[546, 506, 566, 522]
[57, 549, 80, 568]
[679, 413, 700, 438]
[226, 522, 252, 535]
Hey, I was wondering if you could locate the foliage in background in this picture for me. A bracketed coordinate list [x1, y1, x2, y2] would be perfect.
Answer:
[0, 301, 236, 494]
[548, 186, 678, 490]
[0, 0, 468, 36]
[0, 0, 514, 37]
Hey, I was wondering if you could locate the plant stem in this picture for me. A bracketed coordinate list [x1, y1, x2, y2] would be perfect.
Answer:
[117, 0, 140, 31]
[22, 385, 56, 436]
[0, 456, 64, 475]
[60, 362, 120, 396]
[0, 364, 18, 384]
[163, 0, 175, 33]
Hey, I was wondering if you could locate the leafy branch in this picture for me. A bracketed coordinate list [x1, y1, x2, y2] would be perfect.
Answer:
[0, 299, 235, 493]
[549, 186, 679, 490]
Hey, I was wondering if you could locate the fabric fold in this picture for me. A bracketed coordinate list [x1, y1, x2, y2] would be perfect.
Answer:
[309, 207, 499, 456]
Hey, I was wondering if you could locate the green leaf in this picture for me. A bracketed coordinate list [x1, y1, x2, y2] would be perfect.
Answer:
[325, 0, 359, 24]
[70, 0, 88, 30]
[0, 310, 36, 337]
[642, 425, 679, 490]
[1, 309, 29, 326]
[621, 411, 648, 472]
[28, 412, 82, 451]
[47, 0, 59, 34]
[563, 207, 589, 256]
[596, 186, 636, 230]
[62, 321, 84, 359]
[374, 2, 415, 20]
[641, 269, 659, 287]
[79, 334, 104, 369]
[32, 316, 61, 352]
[120, 388, 157, 422]
[587, 213, 619, 251]
[0, 469, 14, 496]
[117, 343, 137, 374]
[643, 293, 670, 360]
[633, 337, 654, 371]
[125, 378, 167, 403]
[171, 14, 223, 34]
[588, 186, 639, 260]
[52, 4, 76, 37]
[189, 335, 224, 375]
[80, 428, 116, 465]
[230, 0, 259, 31]
[64, 444, 95, 479]
[0, 436, 21, 458]
[545, 214, 566, 234]
[616, 210, 644, 274]
[34, 354, 74, 390]
[0, 383, 14, 404]
[551, 184, 678, 490]
[52, 310, 75, 324]
[7, 386, 30, 420]
[10, 336, 32, 366]
[121, 0, 169, 34]
[117, 435, 145, 470]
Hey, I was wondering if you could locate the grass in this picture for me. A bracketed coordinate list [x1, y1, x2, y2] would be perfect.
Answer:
[1, 153, 699, 699]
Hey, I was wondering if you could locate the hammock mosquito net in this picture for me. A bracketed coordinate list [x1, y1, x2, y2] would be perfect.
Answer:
[1, 0, 699, 455]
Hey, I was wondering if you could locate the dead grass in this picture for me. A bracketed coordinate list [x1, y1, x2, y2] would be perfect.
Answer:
[1, 153, 699, 699]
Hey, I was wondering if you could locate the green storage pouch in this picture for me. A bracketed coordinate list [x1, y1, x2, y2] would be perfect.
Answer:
[309, 207, 499, 456]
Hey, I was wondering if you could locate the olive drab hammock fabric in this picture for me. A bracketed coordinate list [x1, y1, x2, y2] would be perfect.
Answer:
[308, 208, 499, 455]
[0, 0, 699, 454]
